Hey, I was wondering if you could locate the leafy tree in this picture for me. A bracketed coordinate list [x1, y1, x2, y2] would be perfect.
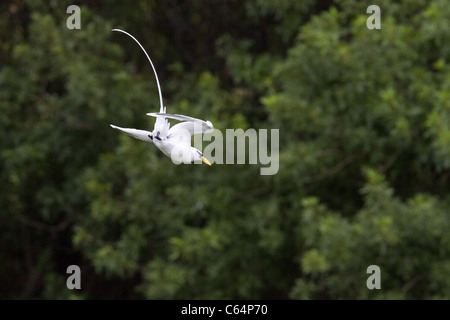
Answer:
[1, 0, 450, 299]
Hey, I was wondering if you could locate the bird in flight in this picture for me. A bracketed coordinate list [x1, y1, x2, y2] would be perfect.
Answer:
[110, 29, 213, 165]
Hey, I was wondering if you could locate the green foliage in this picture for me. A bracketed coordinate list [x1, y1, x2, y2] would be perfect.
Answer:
[1, 0, 450, 299]
[291, 172, 450, 299]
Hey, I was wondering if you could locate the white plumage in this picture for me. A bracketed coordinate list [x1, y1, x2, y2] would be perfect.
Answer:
[110, 29, 213, 165]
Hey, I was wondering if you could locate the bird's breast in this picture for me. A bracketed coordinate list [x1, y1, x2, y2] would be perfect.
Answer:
[155, 139, 193, 164]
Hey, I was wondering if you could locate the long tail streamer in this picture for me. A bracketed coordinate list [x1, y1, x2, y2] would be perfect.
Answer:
[112, 29, 164, 113]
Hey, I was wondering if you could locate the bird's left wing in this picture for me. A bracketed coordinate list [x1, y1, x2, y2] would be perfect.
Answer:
[110, 124, 154, 142]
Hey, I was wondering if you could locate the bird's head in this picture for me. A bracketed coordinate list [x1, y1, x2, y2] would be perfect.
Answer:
[192, 148, 211, 166]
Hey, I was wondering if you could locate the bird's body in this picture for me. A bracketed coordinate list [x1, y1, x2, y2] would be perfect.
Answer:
[109, 29, 213, 165]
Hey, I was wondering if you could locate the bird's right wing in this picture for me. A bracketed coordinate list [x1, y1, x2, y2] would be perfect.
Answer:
[110, 124, 154, 142]
[147, 112, 214, 137]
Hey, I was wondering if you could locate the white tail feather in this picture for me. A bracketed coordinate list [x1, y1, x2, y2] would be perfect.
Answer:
[112, 29, 164, 113]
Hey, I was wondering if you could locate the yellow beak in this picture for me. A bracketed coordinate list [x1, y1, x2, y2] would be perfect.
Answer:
[201, 156, 212, 166]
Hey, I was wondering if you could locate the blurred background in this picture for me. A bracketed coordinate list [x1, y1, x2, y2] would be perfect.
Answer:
[1, 0, 450, 299]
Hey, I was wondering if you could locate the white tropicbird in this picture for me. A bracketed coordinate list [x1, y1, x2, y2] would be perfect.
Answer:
[110, 29, 213, 165]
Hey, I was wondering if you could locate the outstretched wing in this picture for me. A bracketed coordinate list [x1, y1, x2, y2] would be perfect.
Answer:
[110, 124, 154, 142]
[147, 112, 214, 137]
[148, 112, 210, 124]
